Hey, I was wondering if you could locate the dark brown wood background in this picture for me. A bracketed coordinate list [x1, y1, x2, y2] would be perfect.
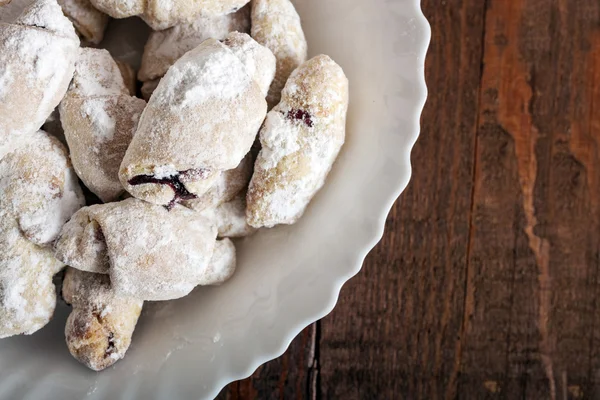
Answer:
[218, 0, 600, 398]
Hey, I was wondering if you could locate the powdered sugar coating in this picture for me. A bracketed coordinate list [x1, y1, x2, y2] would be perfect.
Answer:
[88, 0, 249, 30]
[0, 131, 85, 246]
[143, 0, 250, 30]
[251, 0, 307, 108]
[60, 48, 147, 203]
[120, 33, 274, 207]
[196, 238, 236, 285]
[203, 192, 256, 238]
[54, 209, 110, 274]
[223, 31, 276, 97]
[0, 217, 64, 338]
[54, 198, 220, 301]
[57, 0, 109, 44]
[62, 268, 143, 371]
[88, 0, 143, 19]
[67, 47, 126, 97]
[0, 130, 83, 338]
[184, 152, 253, 212]
[0, 0, 79, 142]
[247, 55, 349, 228]
[138, 5, 250, 82]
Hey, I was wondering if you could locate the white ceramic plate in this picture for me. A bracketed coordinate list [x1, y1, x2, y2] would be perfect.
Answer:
[0, 0, 430, 398]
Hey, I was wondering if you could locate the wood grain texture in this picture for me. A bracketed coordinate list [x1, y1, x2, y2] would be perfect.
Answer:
[219, 0, 600, 398]
[319, 0, 486, 398]
[460, 1, 600, 398]
[216, 326, 316, 400]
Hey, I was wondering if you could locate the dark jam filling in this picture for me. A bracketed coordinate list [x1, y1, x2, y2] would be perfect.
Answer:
[105, 332, 116, 358]
[286, 109, 314, 127]
[128, 171, 199, 210]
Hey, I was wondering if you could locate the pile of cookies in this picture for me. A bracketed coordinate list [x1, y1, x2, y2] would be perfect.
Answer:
[0, 0, 348, 371]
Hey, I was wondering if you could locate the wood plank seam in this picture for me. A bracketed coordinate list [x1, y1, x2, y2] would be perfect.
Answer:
[308, 322, 320, 400]
[448, 1, 491, 398]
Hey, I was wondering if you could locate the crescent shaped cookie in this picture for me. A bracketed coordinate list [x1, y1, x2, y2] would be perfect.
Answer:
[54, 198, 220, 301]
[120, 32, 275, 208]
[89, 0, 250, 30]
[0, 131, 85, 245]
[0, 219, 64, 339]
[0, 0, 79, 142]
[196, 238, 236, 286]
[247, 55, 349, 228]
[251, 0, 307, 109]
[60, 48, 147, 203]
[57, 0, 109, 44]
[0, 130, 84, 338]
[184, 152, 253, 212]
[62, 268, 143, 371]
[202, 192, 256, 238]
[138, 5, 250, 85]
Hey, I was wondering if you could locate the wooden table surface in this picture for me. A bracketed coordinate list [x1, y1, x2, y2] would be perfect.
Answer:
[218, 0, 600, 398]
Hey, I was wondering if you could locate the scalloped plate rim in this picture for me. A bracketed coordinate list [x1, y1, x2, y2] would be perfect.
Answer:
[205, 1, 431, 398]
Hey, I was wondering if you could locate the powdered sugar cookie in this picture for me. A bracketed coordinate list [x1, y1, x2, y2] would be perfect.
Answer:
[251, 0, 307, 108]
[89, 0, 250, 31]
[62, 268, 143, 371]
[57, 0, 109, 44]
[60, 48, 147, 203]
[54, 208, 110, 274]
[0, 130, 84, 338]
[0, 219, 64, 339]
[203, 192, 256, 238]
[247, 55, 349, 228]
[184, 152, 253, 212]
[0, 0, 79, 142]
[196, 238, 236, 286]
[54, 198, 220, 301]
[87, 0, 142, 19]
[120, 32, 275, 208]
[0, 131, 84, 245]
[143, 0, 250, 30]
[138, 5, 250, 84]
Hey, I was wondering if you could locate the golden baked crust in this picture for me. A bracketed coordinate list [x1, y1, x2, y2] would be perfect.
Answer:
[120, 33, 275, 208]
[60, 48, 146, 203]
[0, 0, 79, 143]
[62, 268, 143, 371]
[57, 0, 109, 44]
[247, 55, 349, 228]
[251, 0, 307, 108]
